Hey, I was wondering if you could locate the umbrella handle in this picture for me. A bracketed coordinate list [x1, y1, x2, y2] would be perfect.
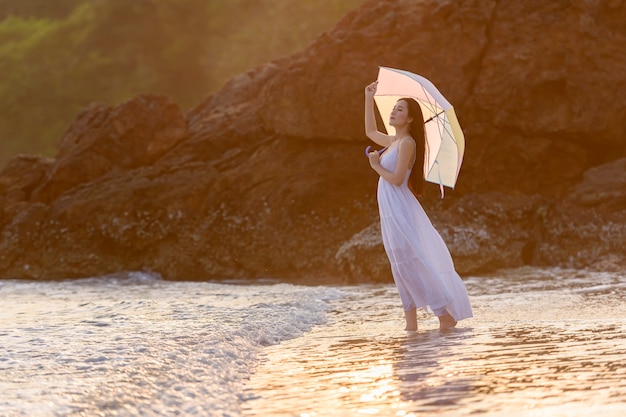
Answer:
[365, 145, 388, 157]
[425, 110, 445, 124]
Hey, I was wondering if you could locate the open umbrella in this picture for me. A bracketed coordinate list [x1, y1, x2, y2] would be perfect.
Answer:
[372, 66, 465, 197]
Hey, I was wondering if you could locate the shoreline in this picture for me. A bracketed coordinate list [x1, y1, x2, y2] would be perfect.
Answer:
[242, 271, 626, 416]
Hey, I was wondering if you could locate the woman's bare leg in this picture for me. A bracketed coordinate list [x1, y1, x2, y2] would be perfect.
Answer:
[404, 308, 418, 331]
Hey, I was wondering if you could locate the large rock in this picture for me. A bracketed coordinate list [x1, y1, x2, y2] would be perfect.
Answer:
[31, 95, 187, 204]
[0, 0, 625, 280]
[337, 192, 551, 280]
[249, 0, 626, 196]
[539, 157, 626, 270]
[0, 155, 53, 220]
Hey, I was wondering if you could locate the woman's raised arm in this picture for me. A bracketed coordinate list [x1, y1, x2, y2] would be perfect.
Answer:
[364, 81, 392, 147]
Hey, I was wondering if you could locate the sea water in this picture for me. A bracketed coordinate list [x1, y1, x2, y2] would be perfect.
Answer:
[1, 273, 337, 416]
[1, 268, 625, 416]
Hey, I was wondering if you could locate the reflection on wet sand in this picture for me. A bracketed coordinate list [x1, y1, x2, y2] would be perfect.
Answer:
[470, 323, 626, 409]
[241, 328, 478, 416]
[392, 330, 475, 409]
[242, 270, 626, 416]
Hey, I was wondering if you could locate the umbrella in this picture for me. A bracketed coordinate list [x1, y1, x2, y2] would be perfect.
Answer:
[372, 66, 465, 197]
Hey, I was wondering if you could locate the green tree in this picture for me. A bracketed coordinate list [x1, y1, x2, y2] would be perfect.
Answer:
[0, 0, 83, 20]
[0, 0, 364, 167]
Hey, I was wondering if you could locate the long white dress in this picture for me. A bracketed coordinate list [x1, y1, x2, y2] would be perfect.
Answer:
[377, 145, 473, 322]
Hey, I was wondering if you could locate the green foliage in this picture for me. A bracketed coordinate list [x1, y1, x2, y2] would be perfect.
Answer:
[0, 0, 82, 20]
[0, 0, 364, 167]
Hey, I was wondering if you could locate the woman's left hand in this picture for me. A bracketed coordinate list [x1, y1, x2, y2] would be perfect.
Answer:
[368, 151, 380, 168]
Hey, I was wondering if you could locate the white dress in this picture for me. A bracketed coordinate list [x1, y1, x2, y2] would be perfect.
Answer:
[377, 145, 473, 322]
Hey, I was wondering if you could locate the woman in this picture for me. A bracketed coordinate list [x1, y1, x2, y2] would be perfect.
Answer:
[364, 80, 473, 331]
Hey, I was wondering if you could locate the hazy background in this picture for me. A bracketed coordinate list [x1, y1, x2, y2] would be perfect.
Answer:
[0, 0, 364, 167]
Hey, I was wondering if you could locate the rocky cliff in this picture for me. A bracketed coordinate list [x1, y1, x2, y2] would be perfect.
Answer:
[1, 0, 625, 281]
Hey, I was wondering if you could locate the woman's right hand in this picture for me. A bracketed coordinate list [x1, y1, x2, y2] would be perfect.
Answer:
[365, 81, 378, 98]
[364, 79, 390, 147]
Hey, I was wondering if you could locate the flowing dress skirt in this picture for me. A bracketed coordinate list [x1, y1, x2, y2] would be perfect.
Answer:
[377, 146, 472, 321]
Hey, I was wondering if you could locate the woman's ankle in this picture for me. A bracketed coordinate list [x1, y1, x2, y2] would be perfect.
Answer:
[404, 308, 418, 331]
[438, 313, 457, 330]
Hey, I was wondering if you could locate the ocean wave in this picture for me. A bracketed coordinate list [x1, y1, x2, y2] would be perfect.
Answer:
[0, 279, 344, 416]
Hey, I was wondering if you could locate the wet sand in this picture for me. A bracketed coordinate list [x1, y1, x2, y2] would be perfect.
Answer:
[242, 268, 626, 416]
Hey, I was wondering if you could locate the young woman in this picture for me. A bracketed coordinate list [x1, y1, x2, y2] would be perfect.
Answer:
[364, 81, 473, 331]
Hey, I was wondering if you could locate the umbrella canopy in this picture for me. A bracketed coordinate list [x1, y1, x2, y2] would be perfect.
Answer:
[374, 66, 465, 192]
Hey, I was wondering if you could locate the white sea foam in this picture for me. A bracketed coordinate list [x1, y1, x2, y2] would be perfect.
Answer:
[0, 274, 342, 416]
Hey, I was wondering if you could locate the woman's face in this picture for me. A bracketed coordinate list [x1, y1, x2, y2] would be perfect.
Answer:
[389, 100, 413, 127]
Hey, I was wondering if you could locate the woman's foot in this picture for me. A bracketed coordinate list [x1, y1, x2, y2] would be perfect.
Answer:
[438, 314, 457, 330]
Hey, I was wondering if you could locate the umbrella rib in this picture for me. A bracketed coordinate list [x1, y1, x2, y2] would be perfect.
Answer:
[418, 83, 438, 116]
[414, 80, 456, 145]
[425, 112, 458, 147]
[433, 116, 458, 145]
[442, 119, 458, 145]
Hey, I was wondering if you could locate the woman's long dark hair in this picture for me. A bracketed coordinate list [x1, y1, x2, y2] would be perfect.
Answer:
[399, 98, 426, 198]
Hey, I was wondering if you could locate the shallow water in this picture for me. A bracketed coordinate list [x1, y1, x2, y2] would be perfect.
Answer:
[242, 268, 626, 416]
[1, 268, 625, 416]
